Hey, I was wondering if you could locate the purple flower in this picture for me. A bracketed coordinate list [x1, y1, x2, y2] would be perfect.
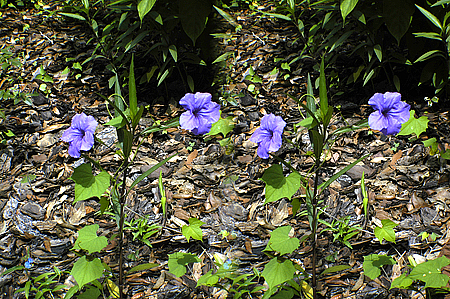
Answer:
[368, 92, 410, 136]
[61, 113, 98, 158]
[250, 113, 286, 159]
[179, 92, 220, 135]
[24, 257, 33, 269]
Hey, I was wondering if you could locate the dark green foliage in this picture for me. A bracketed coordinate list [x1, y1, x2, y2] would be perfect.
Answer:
[59, 0, 217, 103]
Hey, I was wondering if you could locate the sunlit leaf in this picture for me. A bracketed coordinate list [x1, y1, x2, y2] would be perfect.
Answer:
[71, 256, 104, 289]
[374, 219, 398, 244]
[71, 163, 110, 203]
[168, 252, 201, 277]
[262, 257, 296, 290]
[73, 224, 108, 254]
[363, 254, 396, 280]
[182, 218, 204, 242]
[261, 165, 302, 204]
[264, 226, 300, 255]
[397, 110, 429, 137]
[409, 256, 450, 288]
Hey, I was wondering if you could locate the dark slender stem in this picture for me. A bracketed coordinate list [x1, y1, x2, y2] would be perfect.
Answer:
[118, 163, 129, 299]
[311, 144, 321, 299]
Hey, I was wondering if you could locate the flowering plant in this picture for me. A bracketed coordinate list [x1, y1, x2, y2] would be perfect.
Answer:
[368, 92, 410, 135]
[179, 92, 220, 135]
[250, 113, 286, 159]
[61, 113, 98, 158]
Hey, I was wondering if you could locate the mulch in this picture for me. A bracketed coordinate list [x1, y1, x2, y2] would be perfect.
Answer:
[1, 1, 450, 298]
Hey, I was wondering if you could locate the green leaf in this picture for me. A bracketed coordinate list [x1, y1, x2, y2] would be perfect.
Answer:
[182, 218, 204, 242]
[384, 0, 415, 44]
[260, 165, 302, 204]
[413, 50, 446, 63]
[320, 265, 351, 276]
[128, 263, 159, 274]
[178, 0, 211, 44]
[262, 257, 296, 290]
[416, 4, 443, 30]
[21, 174, 36, 184]
[73, 224, 108, 254]
[77, 285, 101, 299]
[363, 254, 396, 280]
[408, 256, 450, 288]
[196, 269, 219, 287]
[59, 12, 86, 21]
[319, 57, 328, 122]
[71, 256, 104, 289]
[128, 153, 177, 194]
[137, 0, 156, 22]
[129, 55, 137, 119]
[168, 252, 201, 277]
[169, 45, 177, 62]
[441, 149, 450, 159]
[374, 219, 398, 244]
[390, 273, 413, 289]
[423, 137, 438, 155]
[264, 226, 300, 255]
[71, 164, 110, 203]
[397, 110, 429, 137]
[205, 114, 235, 137]
[340, 0, 358, 21]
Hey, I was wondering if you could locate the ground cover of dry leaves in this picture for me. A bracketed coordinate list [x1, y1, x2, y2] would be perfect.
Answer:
[1, 2, 450, 299]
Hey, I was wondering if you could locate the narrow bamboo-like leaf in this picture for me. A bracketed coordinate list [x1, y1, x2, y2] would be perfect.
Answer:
[128, 153, 177, 194]
[306, 73, 316, 113]
[319, 153, 370, 192]
[432, 0, 450, 7]
[361, 172, 368, 217]
[319, 57, 328, 121]
[127, 263, 159, 274]
[213, 5, 239, 28]
[121, 128, 133, 159]
[159, 171, 166, 216]
[169, 45, 177, 62]
[58, 12, 86, 21]
[413, 32, 442, 41]
[157, 69, 170, 86]
[416, 4, 443, 30]
[413, 49, 446, 63]
[132, 105, 144, 130]
[129, 55, 137, 118]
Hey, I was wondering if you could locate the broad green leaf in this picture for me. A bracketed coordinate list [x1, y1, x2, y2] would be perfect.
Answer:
[168, 252, 201, 277]
[71, 163, 110, 203]
[262, 257, 296, 289]
[129, 55, 137, 118]
[178, 0, 211, 44]
[71, 256, 104, 289]
[181, 218, 204, 242]
[363, 254, 396, 280]
[78, 285, 101, 299]
[260, 165, 302, 204]
[264, 226, 300, 255]
[128, 263, 159, 274]
[374, 219, 398, 244]
[206, 115, 235, 137]
[73, 224, 108, 254]
[196, 269, 219, 286]
[397, 110, 429, 137]
[384, 0, 415, 44]
[340, 0, 358, 21]
[416, 4, 443, 30]
[441, 149, 450, 159]
[137, 0, 156, 22]
[21, 174, 36, 183]
[390, 273, 413, 289]
[408, 256, 450, 288]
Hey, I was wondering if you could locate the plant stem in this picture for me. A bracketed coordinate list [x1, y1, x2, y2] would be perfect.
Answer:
[311, 154, 321, 299]
[118, 162, 129, 299]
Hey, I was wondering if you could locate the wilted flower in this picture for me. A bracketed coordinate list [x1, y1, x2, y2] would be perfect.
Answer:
[61, 113, 98, 158]
[179, 92, 220, 135]
[250, 113, 286, 159]
[24, 257, 33, 269]
[368, 92, 410, 136]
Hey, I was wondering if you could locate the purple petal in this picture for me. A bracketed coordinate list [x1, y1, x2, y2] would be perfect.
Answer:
[197, 101, 220, 124]
[180, 111, 198, 131]
[368, 111, 387, 131]
[80, 132, 95, 151]
[388, 101, 411, 124]
[257, 139, 271, 159]
[68, 137, 82, 158]
[250, 127, 271, 144]
[179, 92, 212, 112]
[268, 132, 282, 152]
[179, 93, 197, 111]
[61, 127, 81, 143]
